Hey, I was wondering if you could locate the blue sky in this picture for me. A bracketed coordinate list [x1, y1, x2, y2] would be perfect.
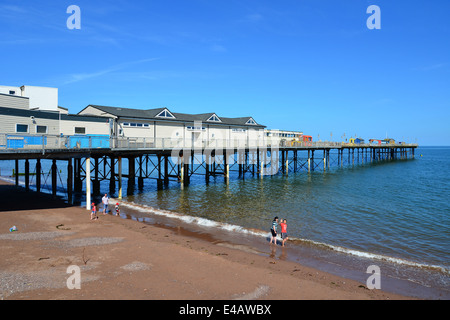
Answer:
[1, 0, 449, 145]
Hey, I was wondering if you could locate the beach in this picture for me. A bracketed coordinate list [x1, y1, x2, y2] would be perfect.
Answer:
[0, 180, 413, 300]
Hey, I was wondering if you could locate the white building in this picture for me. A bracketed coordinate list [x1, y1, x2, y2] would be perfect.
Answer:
[78, 105, 267, 148]
[0, 85, 58, 112]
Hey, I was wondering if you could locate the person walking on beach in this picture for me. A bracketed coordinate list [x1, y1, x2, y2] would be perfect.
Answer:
[91, 202, 98, 220]
[280, 219, 289, 247]
[115, 202, 120, 216]
[102, 194, 109, 215]
[270, 216, 279, 245]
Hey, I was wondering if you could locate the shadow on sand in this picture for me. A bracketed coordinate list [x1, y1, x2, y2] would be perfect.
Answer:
[0, 183, 71, 212]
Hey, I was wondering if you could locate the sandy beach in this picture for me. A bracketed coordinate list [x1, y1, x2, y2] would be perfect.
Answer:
[0, 180, 413, 301]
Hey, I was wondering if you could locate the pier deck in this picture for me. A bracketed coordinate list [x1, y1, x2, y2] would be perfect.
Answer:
[0, 134, 418, 210]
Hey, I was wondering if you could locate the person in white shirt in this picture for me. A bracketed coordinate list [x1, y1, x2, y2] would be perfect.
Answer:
[102, 194, 109, 215]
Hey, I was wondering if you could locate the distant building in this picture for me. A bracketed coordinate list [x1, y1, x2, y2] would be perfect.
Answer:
[0, 85, 59, 112]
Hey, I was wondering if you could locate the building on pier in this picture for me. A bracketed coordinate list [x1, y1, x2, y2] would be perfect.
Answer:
[78, 104, 267, 147]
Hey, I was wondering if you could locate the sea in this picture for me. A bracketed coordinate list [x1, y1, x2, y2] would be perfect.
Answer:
[1, 146, 449, 299]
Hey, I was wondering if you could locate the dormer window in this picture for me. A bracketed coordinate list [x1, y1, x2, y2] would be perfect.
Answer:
[156, 109, 175, 119]
[207, 114, 221, 122]
[246, 118, 257, 125]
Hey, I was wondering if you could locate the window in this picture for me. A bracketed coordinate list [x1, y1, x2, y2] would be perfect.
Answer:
[207, 114, 221, 122]
[156, 109, 175, 119]
[232, 128, 246, 133]
[74, 127, 86, 135]
[9, 90, 15, 95]
[36, 126, 47, 134]
[187, 126, 205, 131]
[16, 124, 28, 133]
[246, 118, 257, 125]
[122, 122, 149, 128]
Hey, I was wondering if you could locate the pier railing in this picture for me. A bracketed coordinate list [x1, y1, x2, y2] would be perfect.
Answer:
[0, 133, 418, 152]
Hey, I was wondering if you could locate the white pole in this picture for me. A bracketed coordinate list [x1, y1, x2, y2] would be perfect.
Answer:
[86, 157, 91, 210]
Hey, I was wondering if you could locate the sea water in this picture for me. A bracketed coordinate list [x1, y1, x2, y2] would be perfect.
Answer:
[2, 146, 449, 298]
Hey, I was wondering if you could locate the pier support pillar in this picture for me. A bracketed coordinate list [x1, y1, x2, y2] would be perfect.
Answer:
[51, 159, 57, 198]
[15, 159, 19, 186]
[86, 158, 91, 211]
[25, 159, 30, 192]
[118, 157, 122, 200]
[293, 150, 298, 173]
[67, 158, 73, 205]
[307, 150, 311, 172]
[157, 154, 162, 190]
[127, 157, 135, 195]
[109, 157, 115, 194]
[93, 157, 100, 196]
[36, 159, 41, 193]
[74, 158, 82, 192]
[164, 155, 169, 186]
[205, 153, 210, 183]
[138, 156, 144, 190]
[256, 148, 260, 176]
[179, 156, 184, 185]
[224, 149, 229, 184]
[285, 150, 289, 175]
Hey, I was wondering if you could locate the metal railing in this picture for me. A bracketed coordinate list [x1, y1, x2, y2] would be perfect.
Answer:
[0, 133, 418, 152]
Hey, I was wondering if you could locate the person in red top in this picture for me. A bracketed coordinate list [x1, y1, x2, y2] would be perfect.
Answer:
[280, 219, 289, 247]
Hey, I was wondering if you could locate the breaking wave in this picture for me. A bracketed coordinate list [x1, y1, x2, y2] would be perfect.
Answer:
[116, 199, 450, 276]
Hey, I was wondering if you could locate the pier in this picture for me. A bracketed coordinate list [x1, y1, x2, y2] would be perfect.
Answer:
[0, 134, 418, 210]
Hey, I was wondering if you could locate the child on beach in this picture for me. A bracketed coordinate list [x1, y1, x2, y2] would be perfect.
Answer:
[91, 202, 98, 220]
[115, 202, 120, 216]
[280, 219, 289, 247]
[270, 216, 279, 245]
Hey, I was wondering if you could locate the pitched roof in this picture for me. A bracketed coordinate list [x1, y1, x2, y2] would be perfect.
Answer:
[82, 105, 265, 128]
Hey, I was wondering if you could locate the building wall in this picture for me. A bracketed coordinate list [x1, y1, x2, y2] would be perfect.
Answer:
[0, 94, 29, 110]
[0, 112, 59, 135]
[0, 106, 110, 136]
[60, 117, 110, 136]
[0, 85, 58, 111]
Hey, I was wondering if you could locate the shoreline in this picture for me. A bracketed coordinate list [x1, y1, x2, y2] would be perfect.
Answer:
[0, 179, 416, 300]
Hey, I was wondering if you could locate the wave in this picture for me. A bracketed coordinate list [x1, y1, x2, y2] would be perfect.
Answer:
[115, 199, 450, 276]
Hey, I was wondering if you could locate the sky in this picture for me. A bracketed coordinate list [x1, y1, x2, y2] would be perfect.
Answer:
[1, 0, 449, 145]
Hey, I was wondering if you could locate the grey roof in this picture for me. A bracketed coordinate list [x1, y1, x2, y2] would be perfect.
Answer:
[82, 105, 266, 128]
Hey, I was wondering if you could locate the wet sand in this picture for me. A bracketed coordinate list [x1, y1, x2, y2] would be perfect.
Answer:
[0, 180, 413, 300]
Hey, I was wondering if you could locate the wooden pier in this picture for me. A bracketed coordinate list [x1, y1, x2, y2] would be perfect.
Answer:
[0, 137, 418, 210]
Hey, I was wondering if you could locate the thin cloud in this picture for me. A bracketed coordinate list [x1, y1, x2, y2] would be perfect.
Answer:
[245, 13, 264, 22]
[62, 58, 160, 85]
[210, 44, 227, 52]
[414, 63, 447, 71]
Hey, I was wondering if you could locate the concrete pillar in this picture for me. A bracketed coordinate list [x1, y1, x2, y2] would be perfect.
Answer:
[86, 158, 91, 211]
[118, 157, 122, 200]
[285, 150, 289, 175]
